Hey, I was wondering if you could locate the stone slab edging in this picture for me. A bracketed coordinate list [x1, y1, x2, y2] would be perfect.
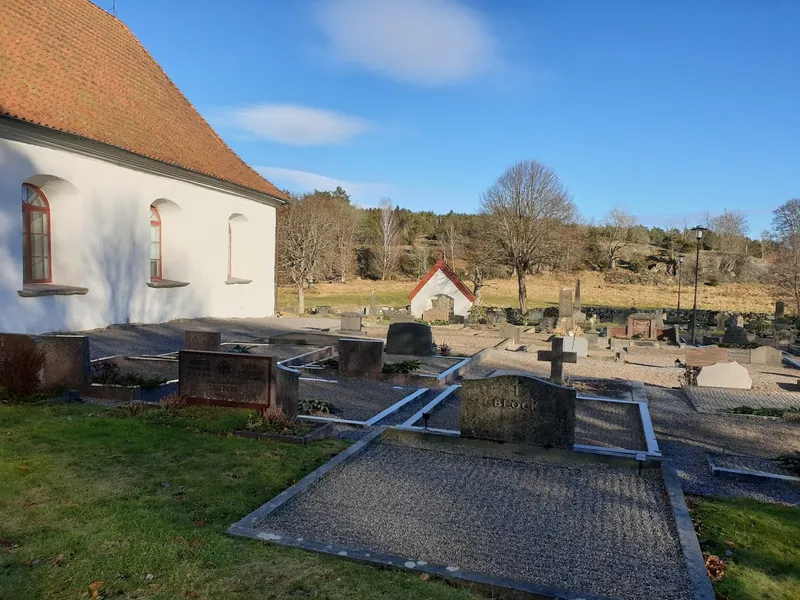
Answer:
[397, 384, 460, 428]
[232, 422, 333, 445]
[227, 425, 617, 600]
[706, 455, 800, 485]
[661, 460, 717, 600]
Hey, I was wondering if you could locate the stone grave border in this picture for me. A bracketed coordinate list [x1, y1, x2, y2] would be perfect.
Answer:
[227, 427, 713, 600]
[396, 378, 660, 459]
[706, 454, 800, 486]
[85, 352, 179, 402]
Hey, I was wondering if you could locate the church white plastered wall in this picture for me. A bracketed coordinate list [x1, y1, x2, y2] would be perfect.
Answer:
[0, 133, 278, 334]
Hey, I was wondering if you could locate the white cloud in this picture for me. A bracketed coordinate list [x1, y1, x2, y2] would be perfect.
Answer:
[221, 104, 371, 145]
[314, 0, 499, 85]
[257, 166, 388, 204]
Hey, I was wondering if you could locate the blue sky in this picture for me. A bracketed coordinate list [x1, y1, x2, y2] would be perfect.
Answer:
[96, 0, 798, 234]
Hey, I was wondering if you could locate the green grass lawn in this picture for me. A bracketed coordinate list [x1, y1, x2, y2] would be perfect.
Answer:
[690, 496, 800, 600]
[0, 403, 477, 600]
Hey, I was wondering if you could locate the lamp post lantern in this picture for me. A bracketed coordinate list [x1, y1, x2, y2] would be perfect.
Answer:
[690, 227, 708, 345]
[677, 254, 685, 313]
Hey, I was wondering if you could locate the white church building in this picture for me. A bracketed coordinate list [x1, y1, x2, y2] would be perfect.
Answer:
[0, 0, 286, 334]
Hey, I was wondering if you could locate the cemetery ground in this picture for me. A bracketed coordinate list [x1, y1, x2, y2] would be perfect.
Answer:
[278, 272, 778, 314]
[2, 315, 799, 599]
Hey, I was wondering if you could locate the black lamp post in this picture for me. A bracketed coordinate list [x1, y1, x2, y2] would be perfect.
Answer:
[690, 227, 708, 345]
[677, 254, 685, 313]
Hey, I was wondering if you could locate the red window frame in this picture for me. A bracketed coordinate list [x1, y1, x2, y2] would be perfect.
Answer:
[150, 206, 162, 280]
[22, 183, 53, 284]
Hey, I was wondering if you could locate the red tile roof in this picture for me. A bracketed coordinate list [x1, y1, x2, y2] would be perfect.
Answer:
[408, 258, 476, 303]
[0, 0, 286, 200]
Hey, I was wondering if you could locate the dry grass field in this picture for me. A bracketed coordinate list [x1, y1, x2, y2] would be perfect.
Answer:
[278, 271, 778, 314]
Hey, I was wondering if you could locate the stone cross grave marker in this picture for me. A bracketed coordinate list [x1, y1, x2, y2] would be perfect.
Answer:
[460, 374, 576, 449]
[178, 350, 287, 414]
[536, 337, 577, 385]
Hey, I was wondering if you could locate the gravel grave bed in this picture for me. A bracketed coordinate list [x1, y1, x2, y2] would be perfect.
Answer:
[256, 437, 693, 600]
[682, 386, 800, 413]
[383, 354, 462, 375]
[299, 376, 418, 421]
[94, 357, 178, 381]
[414, 393, 647, 451]
[227, 344, 324, 363]
[572, 378, 633, 400]
[646, 386, 800, 506]
[708, 453, 799, 479]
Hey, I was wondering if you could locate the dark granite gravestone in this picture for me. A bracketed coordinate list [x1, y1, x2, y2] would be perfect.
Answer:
[722, 325, 749, 345]
[460, 374, 576, 449]
[384, 322, 435, 356]
[39, 335, 90, 389]
[0, 333, 37, 361]
[338, 338, 384, 375]
[185, 330, 221, 351]
[178, 350, 283, 413]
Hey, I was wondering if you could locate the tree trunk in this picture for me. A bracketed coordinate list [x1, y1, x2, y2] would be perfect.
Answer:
[296, 282, 305, 315]
[517, 268, 527, 312]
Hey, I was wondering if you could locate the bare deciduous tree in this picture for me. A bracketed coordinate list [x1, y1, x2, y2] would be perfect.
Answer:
[376, 198, 400, 280]
[413, 245, 431, 277]
[481, 159, 576, 311]
[600, 207, 638, 270]
[771, 199, 800, 312]
[277, 194, 332, 314]
[708, 209, 749, 254]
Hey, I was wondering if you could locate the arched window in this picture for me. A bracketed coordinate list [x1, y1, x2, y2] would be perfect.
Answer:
[227, 223, 232, 280]
[22, 183, 52, 283]
[150, 205, 162, 280]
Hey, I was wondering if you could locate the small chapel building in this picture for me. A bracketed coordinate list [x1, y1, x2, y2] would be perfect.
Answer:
[409, 258, 476, 320]
[0, 0, 287, 334]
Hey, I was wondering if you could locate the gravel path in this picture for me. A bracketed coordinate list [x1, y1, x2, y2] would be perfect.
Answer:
[258, 437, 693, 600]
[682, 386, 800, 413]
[299, 377, 418, 421]
[416, 394, 647, 451]
[646, 386, 800, 506]
[71, 317, 342, 359]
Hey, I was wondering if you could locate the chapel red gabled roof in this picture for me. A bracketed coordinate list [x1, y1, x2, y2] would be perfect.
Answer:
[0, 0, 286, 201]
[408, 258, 477, 302]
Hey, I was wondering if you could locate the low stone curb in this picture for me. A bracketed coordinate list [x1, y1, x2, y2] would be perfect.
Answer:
[231, 422, 333, 445]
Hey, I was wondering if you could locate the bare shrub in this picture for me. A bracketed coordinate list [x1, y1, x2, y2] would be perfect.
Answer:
[0, 345, 45, 400]
[160, 393, 188, 413]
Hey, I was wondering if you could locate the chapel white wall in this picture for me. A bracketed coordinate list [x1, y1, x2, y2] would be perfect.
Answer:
[0, 137, 277, 334]
[410, 270, 473, 318]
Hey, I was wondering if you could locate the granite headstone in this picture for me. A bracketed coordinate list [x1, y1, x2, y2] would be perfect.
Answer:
[384, 322, 435, 356]
[338, 338, 384, 375]
[460, 374, 575, 449]
[39, 335, 90, 389]
[185, 330, 221, 351]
